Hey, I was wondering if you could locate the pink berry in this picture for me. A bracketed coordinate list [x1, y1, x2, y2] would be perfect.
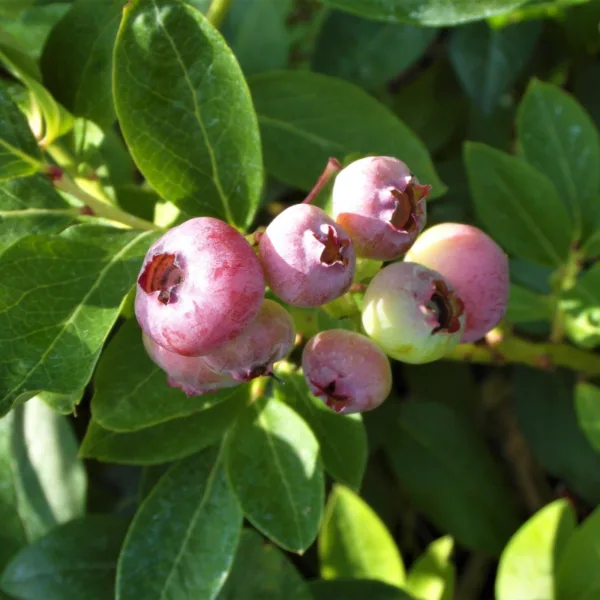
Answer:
[362, 262, 465, 364]
[203, 299, 296, 381]
[258, 204, 355, 307]
[142, 333, 238, 396]
[331, 156, 431, 261]
[135, 217, 265, 356]
[302, 330, 392, 415]
[405, 223, 509, 343]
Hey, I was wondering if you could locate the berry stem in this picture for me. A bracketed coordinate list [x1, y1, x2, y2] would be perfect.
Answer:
[50, 168, 161, 231]
[206, 0, 233, 28]
[446, 330, 600, 377]
[302, 157, 342, 205]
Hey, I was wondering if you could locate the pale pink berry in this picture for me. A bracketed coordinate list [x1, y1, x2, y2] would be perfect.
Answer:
[142, 334, 238, 396]
[258, 204, 355, 307]
[405, 223, 509, 342]
[331, 156, 431, 260]
[302, 330, 392, 414]
[362, 262, 465, 364]
[202, 299, 296, 381]
[135, 217, 265, 356]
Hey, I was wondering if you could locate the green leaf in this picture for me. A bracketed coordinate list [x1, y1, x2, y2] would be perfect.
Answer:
[222, 0, 293, 76]
[514, 367, 600, 505]
[81, 389, 248, 465]
[0, 173, 75, 251]
[310, 579, 414, 600]
[0, 86, 41, 180]
[117, 446, 242, 600]
[518, 79, 600, 236]
[113, 0, 263, 229]
[496, 499, 576, 600]
[464, 142, 573, 267]
[0, 412, 27, 569]
[312, 10, 437, 91]
[10, 397, 86, 541]
[449, 20, 540, 116]
[507, 284, 553, 323]
[0, 41, 73, 146]
[556, 505, 600, 599]
[91, 318, 246, 431]
[0, 225, 157, 417]
[320, 0, 529, 27]
[1, 516, 128, 600]
[561, 264, 600, 349]
[273, 367, 367, 491]
[319, 484, 405, 586]
[0, 0, 36, 18]
[386, 401, 521, 556]
[40, 0, 121, 128]
[225, 394, 324, 553]
[405, 537, 455, 600]
[248, 70, 445, 197]
[38, 388, 83, 415]
[217, 529, 312, 600]
[0, 4, 69, 58]
[575, 382, 600, 451]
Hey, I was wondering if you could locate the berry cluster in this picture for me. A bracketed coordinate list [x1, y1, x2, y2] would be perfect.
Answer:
[135, 156, 509, 415]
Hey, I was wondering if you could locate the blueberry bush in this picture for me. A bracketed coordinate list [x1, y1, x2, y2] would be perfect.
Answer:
[1, 0, 600, 599]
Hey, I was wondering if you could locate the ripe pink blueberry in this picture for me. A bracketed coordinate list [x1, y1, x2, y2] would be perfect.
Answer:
[258, 204, 356, 307]
[362, 262, 465, 364]
[142, 334, 238, 396]
[135, 217, 265, 356]
[203, 299, 296, 381]
[302, 330, 392, 414]
[405, 223, 509, 343]
[331, 156, 431, 261]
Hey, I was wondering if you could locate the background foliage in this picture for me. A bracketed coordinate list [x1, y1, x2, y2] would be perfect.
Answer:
[1, 0, 600, 598]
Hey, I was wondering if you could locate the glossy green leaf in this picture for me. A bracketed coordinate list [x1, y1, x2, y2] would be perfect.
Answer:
[117, 446, 242, 600]
[575, 382, 600, 451]
[514, 367, 600, 505]
[0, 225, 157, 417]
[0, 41, 73, 146]
[319, 484, 405, 586]
[217, 529, 312, 600]
[320, 0, 529, 26]
[405, 537, 455, 600]
[0, 412, 27, 569]
[0, 86, 41, 180]
[0, 173, 75, 251]
[223, 0, 293, 76]
[91, 318, 245, 432]
[273, 367, 367, 491]
[518, 80, 600, 235]
[38, 388, 83, 415]
[248, 70, 445, 197]
[0, 4, 69, 58]
[386, 401, 521, 556]
[225, 395, 324, 553]
[449, 20, 540, 115]
[464, 142, 573, 267]
[496, 499, 576, 600]
[313, 10, 437, 90]
[561, 264, 600, 349]
[81, 389, 248, 465]
[113, 0, 263, 229]
[1, 516, 128, 600]
[507, 284, 553, 323]
[311, 579, 414, 600]
[0, 0, 36, 18]
[40, 0, 121, 128]
[556, 505, 600, 599]
[10, 397, 86, 541]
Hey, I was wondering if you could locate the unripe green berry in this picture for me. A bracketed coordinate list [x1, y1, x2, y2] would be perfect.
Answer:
[361, 262, 465, 364]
